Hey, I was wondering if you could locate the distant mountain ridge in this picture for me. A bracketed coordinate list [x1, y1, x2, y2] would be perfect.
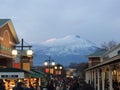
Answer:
[32, 35, 99, 66]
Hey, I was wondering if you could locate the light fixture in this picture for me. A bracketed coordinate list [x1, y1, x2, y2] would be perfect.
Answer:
[59, 66, 62, 69]
[12, 49, 18, 57]
[54, 66, 57, 69]
[27, 49, 33, 57]
[44, 61, 48, 66]
[51, 61, 55, 66]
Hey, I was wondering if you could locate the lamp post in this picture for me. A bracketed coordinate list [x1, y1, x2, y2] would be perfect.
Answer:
[54, 64, 63, 78]
[12, 38, 33, 69]
[44, 56, 55, 80]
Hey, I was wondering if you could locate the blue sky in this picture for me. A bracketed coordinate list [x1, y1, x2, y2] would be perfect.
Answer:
[0, 0, 120, 46]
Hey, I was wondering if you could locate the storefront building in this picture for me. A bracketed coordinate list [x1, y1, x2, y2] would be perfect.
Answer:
[85, 44, 120, 90]
[0, 19, 19, 68]
[0, 19, 45, 90]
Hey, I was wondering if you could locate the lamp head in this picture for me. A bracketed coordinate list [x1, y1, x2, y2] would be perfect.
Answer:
[12, 49, 18, 57]
[51, 61, 55, 66]
[27, 49, 33, 57]
[44, 61, 48, 66]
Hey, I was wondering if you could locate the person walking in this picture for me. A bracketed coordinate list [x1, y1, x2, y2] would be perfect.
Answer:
[46, 80, 55, 90]
[13, 82, 24, 90]
[0, 79, 6, 90]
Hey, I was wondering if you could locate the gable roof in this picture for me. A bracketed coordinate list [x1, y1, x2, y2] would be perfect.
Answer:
[0, 19, 10, 27]
[0, 19, 19, 44]
[88, 49, 107, 57]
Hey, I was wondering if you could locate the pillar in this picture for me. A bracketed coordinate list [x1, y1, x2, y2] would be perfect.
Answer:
[85, 71, 89, 83]
[102, 68, 105, 90]
[94, 70, 96, 90]
[97, 69, 100, 90]
[108, 65, 113, 90]
[92, 70, 94, 87]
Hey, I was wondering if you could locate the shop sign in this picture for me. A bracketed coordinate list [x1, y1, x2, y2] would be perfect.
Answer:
[14, 63, 21, 69]
[0, 72, 24, 78]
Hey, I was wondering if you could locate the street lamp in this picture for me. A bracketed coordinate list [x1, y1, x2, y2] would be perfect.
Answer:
[54, 64, 63, 77]
[44, 56, 55, 80]
[11, 38, 33, 69]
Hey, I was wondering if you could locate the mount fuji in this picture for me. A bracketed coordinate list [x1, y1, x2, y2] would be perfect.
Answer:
[32, 35, 99, 66]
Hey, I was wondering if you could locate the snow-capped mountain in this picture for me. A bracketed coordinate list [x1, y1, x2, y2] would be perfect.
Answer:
[32, 35, 99, 66]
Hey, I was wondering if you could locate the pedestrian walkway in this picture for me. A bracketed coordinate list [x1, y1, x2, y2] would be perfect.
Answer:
[78, 79, 94, 90]
[41, 78, 94, 90]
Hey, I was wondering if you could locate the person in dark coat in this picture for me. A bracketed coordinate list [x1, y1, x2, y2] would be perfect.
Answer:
[0, 79, 6, 90]
[13, 82, 24, 90]
[29, 84, 34, 90]
[46, 80, 55, 90]
[113, 79, 119, 90]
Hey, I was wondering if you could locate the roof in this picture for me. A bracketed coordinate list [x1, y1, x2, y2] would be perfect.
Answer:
[102, 43, 120, 57]
[0, 19, 19, 44]
[0, 68, 29, 73]
[31, 69, 46, 77]
[0, 19, 9, 27]
[0, 68, 42, 78]
[85, 54, 120, 71]
[29, 71, 43, 78]
[88, 49, 107, 57]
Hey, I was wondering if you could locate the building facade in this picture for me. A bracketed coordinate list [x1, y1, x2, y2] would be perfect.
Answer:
[0, 19, 19, 68]
[0, 19, 45, 90]
[85, 45, 120, 90]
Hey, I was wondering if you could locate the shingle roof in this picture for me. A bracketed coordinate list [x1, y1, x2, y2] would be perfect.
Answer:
[0, 19, 10, 27]
[88, 49, 107, 57]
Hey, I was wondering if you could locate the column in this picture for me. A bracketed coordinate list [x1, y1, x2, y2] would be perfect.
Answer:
[92, 71, 94, 86]
[102, 68, 105, 90]
[85, 71, 89, 83]
[108, 65, 113, 90]
[94, 70, 96, 90]
[97, 69, 100, 90]
[89, 71, 92, 84]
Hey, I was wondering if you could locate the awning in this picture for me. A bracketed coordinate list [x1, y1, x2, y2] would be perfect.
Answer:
[0, 68, 42, 78]
[30, 69, 46, 78]
[0, 68, 29, 79]
[0, 68, 29, 73]
[29, 71, 43, 78]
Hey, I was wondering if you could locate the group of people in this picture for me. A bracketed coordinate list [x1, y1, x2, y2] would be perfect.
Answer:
[45, 77, 80, 90]
[13, 82, 42, 90]
[0, 79, 42, 90]
[0, 77, 81, 90]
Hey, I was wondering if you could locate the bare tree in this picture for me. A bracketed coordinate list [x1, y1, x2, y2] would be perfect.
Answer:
[101, 40, 118, 50]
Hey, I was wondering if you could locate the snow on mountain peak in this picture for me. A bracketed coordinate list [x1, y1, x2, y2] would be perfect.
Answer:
[45, 38, 57, 43]
[33, 35, 98, 66]
[63, 35, 80, 39]
[41, 35, 96, 48]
